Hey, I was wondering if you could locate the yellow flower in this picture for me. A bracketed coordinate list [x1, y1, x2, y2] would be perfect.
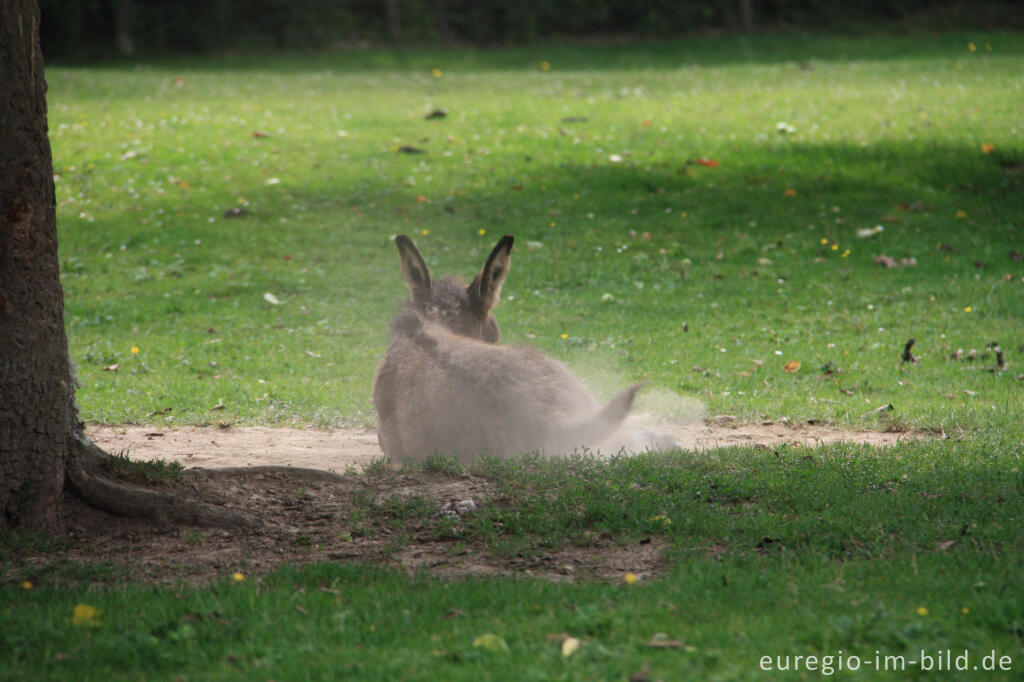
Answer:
[624, 572, 638, 585]
[431, 68, 443, 78]
[130, 346, 140, 354]
[478, 228, 486, 235]
[232, 572, 245, 582]
[964, 306, 972, 313]
[784, 188, 797, 197]
[955, 210, 967, 219]
[21, 580, 33, 590]
[916, 606, 928, 616]
[968, 42, 976, 52]
[831, 244, 839, 251]
[980, 143, 995, 154]
[841, 249, 851, 258]
[820, 238, 829, 245]
[421, 229, 430, 236]
[72, 604, 101, 626]
[961, 607, 970, 615]
[540, 61, 551, 71]
[560, 333, 568, 339]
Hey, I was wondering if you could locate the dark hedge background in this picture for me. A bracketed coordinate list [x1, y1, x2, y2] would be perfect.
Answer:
[39, 0, 1024, 58]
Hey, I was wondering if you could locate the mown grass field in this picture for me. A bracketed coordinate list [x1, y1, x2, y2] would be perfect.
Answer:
[2, 31, 1023, 680]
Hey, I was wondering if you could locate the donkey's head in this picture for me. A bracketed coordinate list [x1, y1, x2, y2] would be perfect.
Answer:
[393, 234, 514, 343]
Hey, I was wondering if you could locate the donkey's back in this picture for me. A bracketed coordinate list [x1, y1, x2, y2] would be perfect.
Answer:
[373, 235, 639, 462]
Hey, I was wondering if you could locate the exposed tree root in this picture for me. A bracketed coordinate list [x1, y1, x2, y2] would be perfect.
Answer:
[66, 431, 261, 529]
[190, 466, 349, 483]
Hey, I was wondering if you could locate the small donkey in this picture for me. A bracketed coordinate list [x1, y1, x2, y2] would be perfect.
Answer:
[373, 234, 641, 462]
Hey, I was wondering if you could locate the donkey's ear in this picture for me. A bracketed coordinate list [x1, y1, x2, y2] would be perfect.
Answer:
[468, 235, 514, 317]
[395, 235, 432, 304]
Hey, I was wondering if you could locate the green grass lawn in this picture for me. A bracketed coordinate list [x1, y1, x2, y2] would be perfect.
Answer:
[2, 31, 1023, 680]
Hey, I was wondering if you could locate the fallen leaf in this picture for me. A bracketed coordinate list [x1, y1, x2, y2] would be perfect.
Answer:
[472, 633, 509, 653]
[561, 637, 581, 657]
[252, 130, 271, 138]
[902, 338, 918, 363]
[938, 540, 956, 551]
[102, 363, 120, 371]
[263, 292, 281, 305]
[695, 158, 718, 167]
[864, 403, 894, 415]
[783, 360, 801, 373]
[629, 663, 652, 682]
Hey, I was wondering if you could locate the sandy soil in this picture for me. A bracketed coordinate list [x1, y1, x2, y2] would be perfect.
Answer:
[86, 418, 915, 472]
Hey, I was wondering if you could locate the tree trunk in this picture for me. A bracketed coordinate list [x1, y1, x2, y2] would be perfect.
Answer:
[116, 0, 135, 56]
[434, 0, 455, 45]
[1, 0, 258, 532]
[1, 0, 73, 532]
[739, 0, 754, 33]
[384, 0, 401, 45]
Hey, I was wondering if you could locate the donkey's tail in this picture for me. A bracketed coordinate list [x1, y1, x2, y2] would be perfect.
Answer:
[560, 383, 642, 451]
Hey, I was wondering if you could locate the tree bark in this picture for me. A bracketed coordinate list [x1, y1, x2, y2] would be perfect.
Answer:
[1, 0, 258, 532]
[1, 0, 72, 532]
[739, 0, 754, 33]
[116, 0, 136, 56]
[384, 0, 401, 45]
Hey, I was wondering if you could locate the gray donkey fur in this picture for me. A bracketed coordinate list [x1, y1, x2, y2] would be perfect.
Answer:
[373, 234, 641, 462]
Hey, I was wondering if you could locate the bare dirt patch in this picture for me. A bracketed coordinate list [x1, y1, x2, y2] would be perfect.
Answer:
[85, 419, 913, 472]
[6, 421, 919, 586]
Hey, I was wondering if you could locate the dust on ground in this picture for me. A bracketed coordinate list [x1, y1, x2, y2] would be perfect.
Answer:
[7, 421, 920, 587]
[86, 418, 914, 473]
